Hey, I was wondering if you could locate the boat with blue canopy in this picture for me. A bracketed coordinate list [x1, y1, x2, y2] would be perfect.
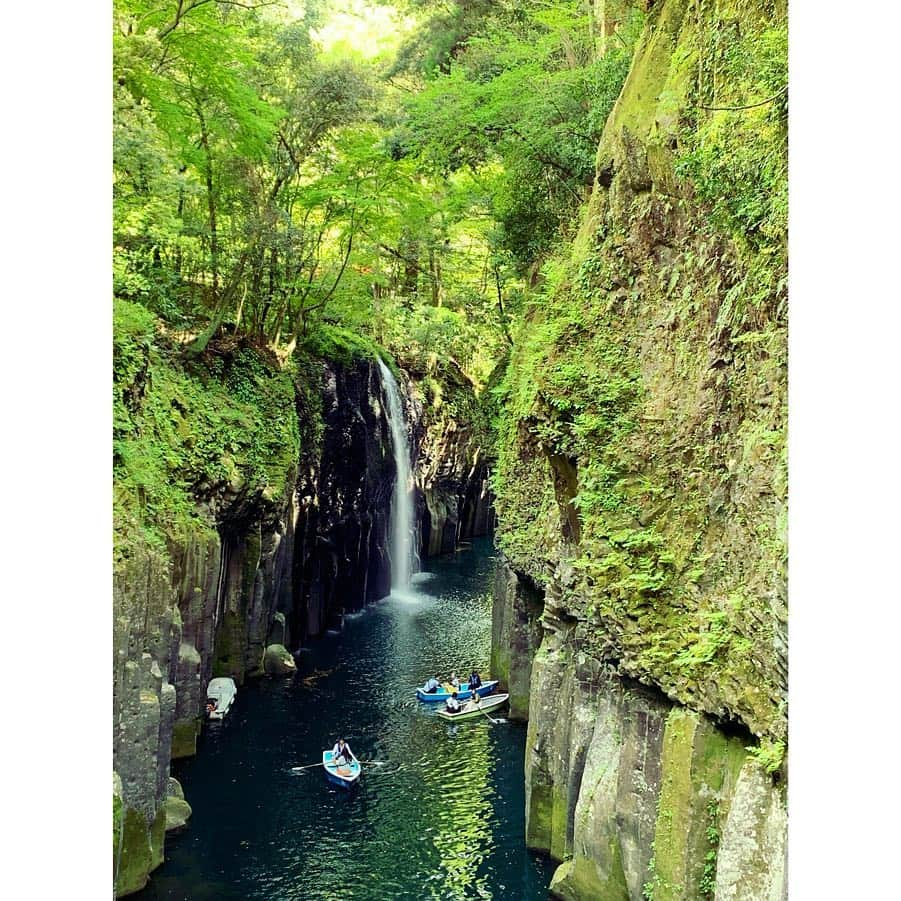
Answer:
[415, 679, 499, 703]
[322, 749, 361, 789]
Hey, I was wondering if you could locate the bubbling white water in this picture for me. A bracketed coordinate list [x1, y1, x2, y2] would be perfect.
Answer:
[378, 358, 414, 590]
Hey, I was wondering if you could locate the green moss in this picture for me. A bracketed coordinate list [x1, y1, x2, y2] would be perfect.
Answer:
[113, 791, 123, 877]
[212, 610, 247, 681]
[550, 851, 629, 901]
[114, 299, 301, 560]
[491, 0, 787, 742]
[149, 807, 166, 871]
[115, 807, 152, 897]
[649, 709, 696, 900]
[526, 778, 554, 854]
[301, 322, 399, 375]
[550, 784, 571, 861]
[170, 718, 200, 760]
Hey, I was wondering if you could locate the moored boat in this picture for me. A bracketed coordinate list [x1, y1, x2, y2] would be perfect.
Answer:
[322, 749, 362, 788]
[415, 679, 499, 703]
[206, 677, 237, 720]
[437, 693, 509, 722]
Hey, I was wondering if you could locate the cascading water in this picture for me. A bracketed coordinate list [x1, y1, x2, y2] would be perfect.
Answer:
[378, 358, 414, 590]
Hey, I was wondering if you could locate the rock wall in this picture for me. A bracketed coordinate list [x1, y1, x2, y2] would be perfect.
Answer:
[410, 358, 496, 559]
[113, 484, 295, 895]
[492, 560, 787, 900]
[112, 352, 397, 895]
[291, 357, 396, 638]
[491, 0, 788, 897]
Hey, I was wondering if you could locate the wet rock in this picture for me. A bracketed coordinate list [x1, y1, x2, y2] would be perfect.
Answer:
[166, 777, 184, 800]
[263, 643, 297, 675]
[268, 611, 287, 646]
[164, 795, 192, 832]
[491, 561, 544, 720]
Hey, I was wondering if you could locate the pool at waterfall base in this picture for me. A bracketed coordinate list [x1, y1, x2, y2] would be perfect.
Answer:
[135, 539, 555, 900]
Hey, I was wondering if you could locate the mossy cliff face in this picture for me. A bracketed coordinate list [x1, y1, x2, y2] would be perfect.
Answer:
[114, 303, 304, 895]
[491, 0, 787, 897]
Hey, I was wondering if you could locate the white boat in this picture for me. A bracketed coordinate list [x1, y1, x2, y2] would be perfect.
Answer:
[322, 749, 362, 788]
[206, 677, 237, 720]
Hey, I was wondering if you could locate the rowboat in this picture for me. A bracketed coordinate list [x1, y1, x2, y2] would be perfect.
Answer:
[206, 677, 237, 720]
[322, 750, 361, 789]
[437, 693, 509, 722]
[415, 679, 499, 703]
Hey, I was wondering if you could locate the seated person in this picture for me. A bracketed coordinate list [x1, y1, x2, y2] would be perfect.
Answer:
[332, 737, 354, 766]
[464, 692, 482, 713]
[449, 672, 460, 689]
[423, 675, 441, 693]
[205, 700, 217, 716]
[446, 692, 461, 713]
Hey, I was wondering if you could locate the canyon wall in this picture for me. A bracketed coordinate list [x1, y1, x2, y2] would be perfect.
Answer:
[491, 1, 788, 898]
[412, 358, 496, 558]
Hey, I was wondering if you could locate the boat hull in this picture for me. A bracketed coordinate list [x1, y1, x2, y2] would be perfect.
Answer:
[322, 750, 361, 789]
[415, 679, 499, 703]
[437, 694, 509, 722]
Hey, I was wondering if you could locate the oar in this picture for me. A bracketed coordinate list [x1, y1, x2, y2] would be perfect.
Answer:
[480, 707, 501, 724]
[290, 762, 325, 772]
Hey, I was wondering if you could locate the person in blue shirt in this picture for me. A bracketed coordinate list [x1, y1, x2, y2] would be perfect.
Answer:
[468, 670, 482, 691]
[423, 675, 441, 693]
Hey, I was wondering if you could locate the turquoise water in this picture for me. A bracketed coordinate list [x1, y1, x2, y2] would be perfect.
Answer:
[136, 539, 554, 900]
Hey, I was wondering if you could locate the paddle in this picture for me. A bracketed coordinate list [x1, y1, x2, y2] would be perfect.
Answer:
[290, 762, 325, 772]
[480, 707, 501, 724]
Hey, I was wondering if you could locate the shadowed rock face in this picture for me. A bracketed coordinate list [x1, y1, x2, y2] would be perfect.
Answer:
[291, 358, 394, 641]
[411, 361, 496, 560]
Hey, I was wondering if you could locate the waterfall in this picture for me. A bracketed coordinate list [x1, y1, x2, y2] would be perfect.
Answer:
[377, 358, 414, 590]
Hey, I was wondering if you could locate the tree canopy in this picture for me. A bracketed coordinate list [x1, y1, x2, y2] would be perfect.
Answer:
[114, 0, 643, 381]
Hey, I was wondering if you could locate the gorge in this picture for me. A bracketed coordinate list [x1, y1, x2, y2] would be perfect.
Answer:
[114, 1, 787, 898]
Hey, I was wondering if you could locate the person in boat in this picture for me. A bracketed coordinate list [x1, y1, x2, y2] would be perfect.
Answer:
[464, 692, 482, 713]
[468, 670, 482, 691]
[423, 675, 441, 694]
[332, 737, 354, 766]
[449, 672, 460, 690]
[205, 700, 217, 716]
[446, 691, 461, 714]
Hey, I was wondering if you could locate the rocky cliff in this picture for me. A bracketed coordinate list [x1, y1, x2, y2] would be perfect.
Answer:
[112, 312, 490, 896]
[410, 357, 496, 557]
[491, 1, 787, 898]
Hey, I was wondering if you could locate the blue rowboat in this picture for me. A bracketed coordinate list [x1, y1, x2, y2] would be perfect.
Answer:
[322, 750, 361, 789]
[415, 679, 499, 703]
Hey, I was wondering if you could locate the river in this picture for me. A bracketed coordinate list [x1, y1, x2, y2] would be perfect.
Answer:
[135, 538, 555, 900]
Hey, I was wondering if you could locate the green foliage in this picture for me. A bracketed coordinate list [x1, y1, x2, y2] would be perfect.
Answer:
[746, 738, 786, 775]
[676, 21, 787, 250]
[699, 799, 720, 898]
[301, 322, 398, 374]
[398, 2, 643, 268]
[113, 298, 300, 554]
